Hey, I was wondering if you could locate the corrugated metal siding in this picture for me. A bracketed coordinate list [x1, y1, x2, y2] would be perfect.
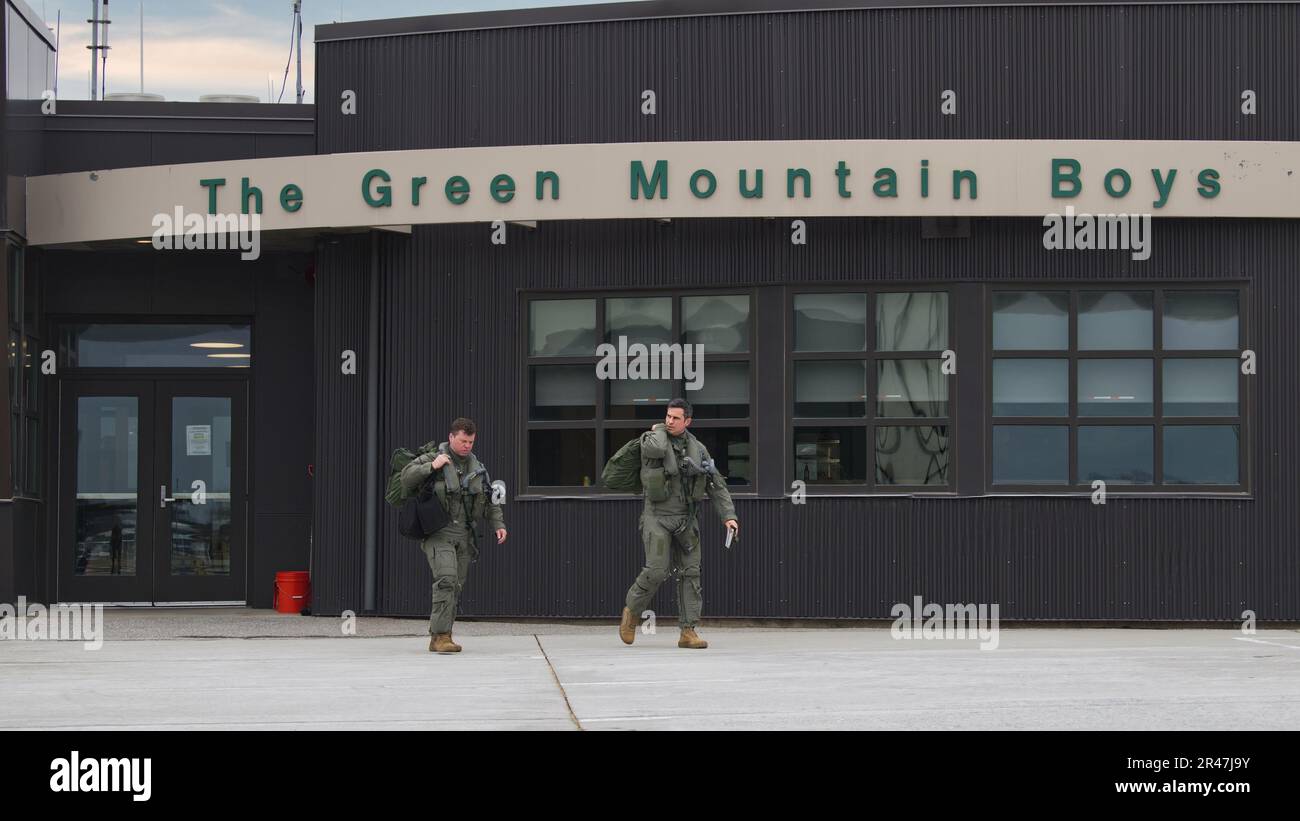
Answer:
[317, 4, 1299, 151]
[311, 238, 370, 614]
[307, 216, 1300, 621]
[310, 2, 1300, 620]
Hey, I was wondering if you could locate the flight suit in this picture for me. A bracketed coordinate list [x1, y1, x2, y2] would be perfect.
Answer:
[400, 446, 505, 636]
[625, 425, 737, 628]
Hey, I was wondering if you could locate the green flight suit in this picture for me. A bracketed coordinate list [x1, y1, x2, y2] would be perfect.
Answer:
[624, 425, 737, 628]
[400, 445, 505, 635]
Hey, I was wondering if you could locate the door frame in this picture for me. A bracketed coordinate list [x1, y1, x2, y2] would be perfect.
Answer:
[55, 371, 251, 604]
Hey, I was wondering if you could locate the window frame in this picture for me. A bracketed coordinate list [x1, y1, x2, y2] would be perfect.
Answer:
[520, 288, 757, 497]
[785, 284, 957, 495]
[985, 283, 1250, 495]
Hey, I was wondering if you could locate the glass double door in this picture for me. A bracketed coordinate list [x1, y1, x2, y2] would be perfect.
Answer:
[58, 379, 247, 603]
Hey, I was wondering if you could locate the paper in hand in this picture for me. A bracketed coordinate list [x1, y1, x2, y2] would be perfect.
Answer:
[724, 526, 736, 549]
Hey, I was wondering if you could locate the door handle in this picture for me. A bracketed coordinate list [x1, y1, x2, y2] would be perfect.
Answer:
[160, 485, 178, 507]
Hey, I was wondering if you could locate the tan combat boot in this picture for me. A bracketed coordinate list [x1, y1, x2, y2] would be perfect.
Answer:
[618, 607, 637, 645]
[678, 627, 708, 649]
[430, 632, 462, 654]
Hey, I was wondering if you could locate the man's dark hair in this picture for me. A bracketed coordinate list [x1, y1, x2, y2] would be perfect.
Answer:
[667, 398, 693, 419]
[450, 417, 477, 436]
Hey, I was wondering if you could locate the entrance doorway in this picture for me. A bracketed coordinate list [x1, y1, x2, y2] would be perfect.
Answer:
[57, 379, 248, 603]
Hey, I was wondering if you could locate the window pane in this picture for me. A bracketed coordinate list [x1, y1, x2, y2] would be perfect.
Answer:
[875, 425, 949, 485]
[1078, 359, 1152, 417]
[795, 361, 867, 417]
[606, 297, 671, 345]
[1163, 426, 1239, 485]
[529, 366, 595, 420]
[529, 429, 596, 486]
[682, 294, 749, 353]
[529, 299, 596, 356]
[877, 360, 948, 418]
[1077, 426, 1153, 485]
[993, 359, 1067, 416]
[1163, 292, 1238, 350]
[605, 428, 641, 468]
[794, 293, 866, 352]
[1079, 291, 1152, 350]
[794, 426, 867, 483]
[608, 379, 674, 419]
[877, 292, 948, 351]
[688, 363, 749, 418]
[993, 292, 1069, 350]
[1164, 359, 1238, 417]
[993, 426, 1068, 484]
[57, 324, 252, 368]
[690, 427, 751, 486]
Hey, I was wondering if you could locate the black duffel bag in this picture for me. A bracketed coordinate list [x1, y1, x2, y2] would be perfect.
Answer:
[398, 481, 450, 540]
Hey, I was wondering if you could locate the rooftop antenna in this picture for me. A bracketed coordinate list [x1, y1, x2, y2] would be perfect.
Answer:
[101, 0, 111, 100]
[86, 1, 111, 100]
[53, 11, 60, 97]
[294, 0, 304, 104]
[87, 0, 98, 100]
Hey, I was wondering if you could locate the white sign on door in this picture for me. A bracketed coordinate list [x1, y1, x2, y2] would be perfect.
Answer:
[186, 424, 212, 456]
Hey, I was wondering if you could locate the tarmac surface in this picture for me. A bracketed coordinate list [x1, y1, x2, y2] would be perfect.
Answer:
[3, 608, 1299, 730]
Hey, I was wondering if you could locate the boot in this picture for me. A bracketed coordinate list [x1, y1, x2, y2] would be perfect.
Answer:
[618, 606, 637, 645]
[430, 632, 462, 654]
[678, 627, 708, 649]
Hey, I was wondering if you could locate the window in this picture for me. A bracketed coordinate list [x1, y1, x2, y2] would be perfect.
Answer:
[56, 323, 252, 368]
[990, 287, 1244, 490]
[523, 291, 753, 492]
[790, 289, 952, 490]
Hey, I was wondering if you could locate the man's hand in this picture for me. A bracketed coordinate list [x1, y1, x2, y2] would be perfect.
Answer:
[496, 528, 508, 545]
[430, 453, 450, 470]
[724, 519, 739, 534]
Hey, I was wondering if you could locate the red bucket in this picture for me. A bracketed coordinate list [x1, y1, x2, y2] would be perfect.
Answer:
[273, 571, 311, 614]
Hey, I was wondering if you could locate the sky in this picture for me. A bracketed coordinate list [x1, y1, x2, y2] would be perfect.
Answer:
[29, 0, 643, 103]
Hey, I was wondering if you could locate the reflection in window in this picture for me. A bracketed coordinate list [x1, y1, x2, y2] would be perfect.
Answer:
[1163, 426, 1239, 485]
[606, 297, 671, 345]
[58, 324, 253, 368]
[877, 292, 948, 351]
[993, 292, 1069, 350]
[794, 293, 866, 351]
[795, 361, 867, 417]
[1078, 359, 1153, 417]
[1077, 426, 1153, 484]
[682, 294, 749, 353]
[794, 427, 867, 483]
[1163, 292, 1238, 350]
[529, 300, 596, 356]
[1079, 291, 1152, 350]
[529, 429, 596, 486]
[530, 366, 596, 420]
[992, 426, 1068, 484]
[608, 378, 675, 419]
[877, 360, 947, 418]
[1163, 359, 1238, 416]
[875, 426, 949, 485]
[688, 363, 749, 418]
[690, 427, 751, 485]
[993, 359, 1068, 416]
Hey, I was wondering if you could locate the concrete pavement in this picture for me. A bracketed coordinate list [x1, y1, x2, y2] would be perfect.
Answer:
[2, 611, 1299, 730]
